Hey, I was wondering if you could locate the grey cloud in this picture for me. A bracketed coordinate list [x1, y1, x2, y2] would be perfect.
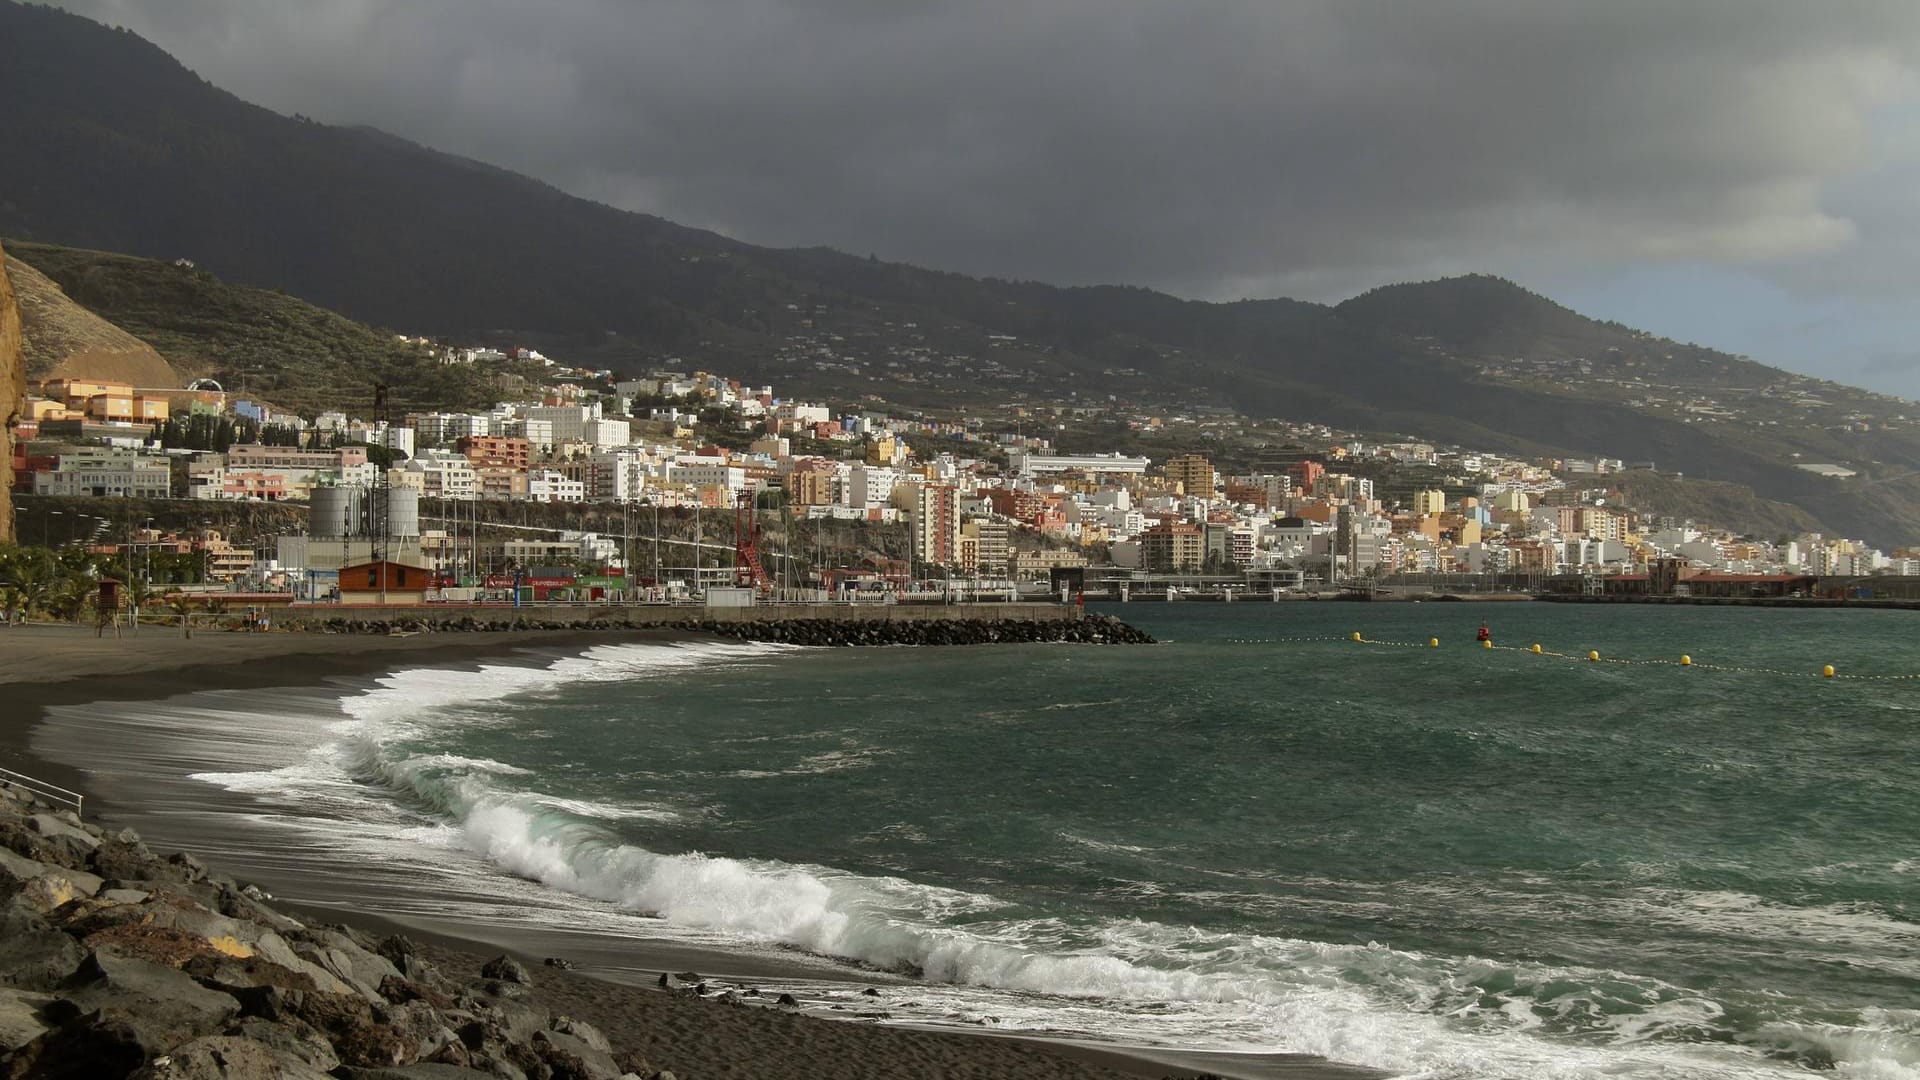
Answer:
[48, 0, 1920, 301]
[1865, 350, 1920, 374]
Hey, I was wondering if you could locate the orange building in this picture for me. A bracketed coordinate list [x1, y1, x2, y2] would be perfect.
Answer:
[337, 560, 433, 604]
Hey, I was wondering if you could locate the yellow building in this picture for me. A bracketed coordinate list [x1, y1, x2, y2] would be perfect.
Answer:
[27, 398, 80, 422]
[957, 534, 980, 574]
[1164, 454, 1215, 497]
[1012, 548, 1088, 579]
[1412, 489, 1447, 515]
[786, 461, 837, 506]
[1490, 489, 1530, 513]
[45, 379, 128, 408]
[866, 433, 900, 466]
[36, 378, 168, 423]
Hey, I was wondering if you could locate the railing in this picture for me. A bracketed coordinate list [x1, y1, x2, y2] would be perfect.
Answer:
[0, 765, 84, 819]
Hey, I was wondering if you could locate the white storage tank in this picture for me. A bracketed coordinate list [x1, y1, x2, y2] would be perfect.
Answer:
[385, 487, 421, 538]
[310, 486, 364, 538]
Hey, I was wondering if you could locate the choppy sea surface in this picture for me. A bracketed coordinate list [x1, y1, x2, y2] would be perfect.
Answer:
[37, 603, 1920, 1079]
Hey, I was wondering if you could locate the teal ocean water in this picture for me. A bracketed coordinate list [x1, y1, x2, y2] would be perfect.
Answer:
[46, 604, 1920, 1078]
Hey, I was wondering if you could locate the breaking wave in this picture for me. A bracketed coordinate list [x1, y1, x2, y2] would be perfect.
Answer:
[185, 638, 1920, 1080]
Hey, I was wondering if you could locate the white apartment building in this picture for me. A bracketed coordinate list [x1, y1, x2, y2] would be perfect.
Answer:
[34, 449, 172, 498]
[1007, 452, 1151, 478]
[574, 450, 650, 503]
[406, 454, 478, 499]
[845, 465, 903, 509]
[667, 462, 746, 496]
[413, 413, 492, 447]
[526, 470, 586, 503]
[525, 404, 630, 449]
[348, 422, 415, 458]
[492, 416, 555, 448]
[775, 403, 831, 426]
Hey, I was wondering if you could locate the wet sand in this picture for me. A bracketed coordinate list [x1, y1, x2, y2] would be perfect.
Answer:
[0, 622, 1385, 1080]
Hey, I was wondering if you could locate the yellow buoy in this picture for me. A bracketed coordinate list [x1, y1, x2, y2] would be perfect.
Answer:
[1588, 650, 1600, 662]
[1351, 632, 1362, 642]
[1823, 664, 1836, 678]
[1429, 638, 1440, 648]
[1530, 643, 1542, 654]
[1482, 639, 1493, 649]
[1680, 655, 1692, 666]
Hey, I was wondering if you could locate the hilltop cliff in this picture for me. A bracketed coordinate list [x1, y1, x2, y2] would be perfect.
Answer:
[6, 253, 176, 388]
[0, 239, 21, 544]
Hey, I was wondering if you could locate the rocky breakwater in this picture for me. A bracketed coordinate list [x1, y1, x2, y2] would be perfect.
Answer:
[288, 611, 1157, 646]
[0, 785, 674, 1080]
[697, 611, 1155, 647]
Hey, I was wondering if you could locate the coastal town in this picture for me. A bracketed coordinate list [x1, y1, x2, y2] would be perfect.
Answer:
[9, 339, 1919, 611]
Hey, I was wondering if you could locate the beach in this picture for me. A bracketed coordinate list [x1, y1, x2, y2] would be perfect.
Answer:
[0, 622, 1380, 1080]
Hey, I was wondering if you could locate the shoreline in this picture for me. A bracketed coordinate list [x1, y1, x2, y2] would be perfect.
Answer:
[0, 623, 1383, 1080]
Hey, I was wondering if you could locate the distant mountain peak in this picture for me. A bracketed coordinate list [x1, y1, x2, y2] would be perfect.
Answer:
[1333, 274, 1599, 348]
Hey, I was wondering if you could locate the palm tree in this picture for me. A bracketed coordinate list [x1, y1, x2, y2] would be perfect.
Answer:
[0, 558, 53, 625]
[124, 577, 156, 632]
[50, 574, 92, 623]
[167, 593, 195, 639]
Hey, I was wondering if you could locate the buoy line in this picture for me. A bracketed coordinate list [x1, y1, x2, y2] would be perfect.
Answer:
[1221, 634, 1920, 680]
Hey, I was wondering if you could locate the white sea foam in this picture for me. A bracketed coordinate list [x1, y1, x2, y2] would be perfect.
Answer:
[725, 745, 893, 779]
[100, 638, 1920, 1080]
[398, 767, 1918, 1079]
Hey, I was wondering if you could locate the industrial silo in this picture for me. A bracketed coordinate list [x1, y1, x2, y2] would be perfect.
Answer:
[386, 487, 421, 538]
[310, 486, 364, 538]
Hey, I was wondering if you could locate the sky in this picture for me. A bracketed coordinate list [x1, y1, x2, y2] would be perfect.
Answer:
[47, 0, 1920, 398]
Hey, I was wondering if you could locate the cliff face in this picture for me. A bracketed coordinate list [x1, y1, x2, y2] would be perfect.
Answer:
[6, 253, 175, 387]
[0, 238, 22, 545]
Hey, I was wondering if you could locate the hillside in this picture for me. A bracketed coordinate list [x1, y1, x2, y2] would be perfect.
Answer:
[1605, 471, 1826, 542]
[6, 251, 175, 386]
[5, 242, 508, 416]
[1, 2, 1915, 544]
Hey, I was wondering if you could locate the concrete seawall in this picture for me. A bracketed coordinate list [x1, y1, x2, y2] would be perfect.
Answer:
[1539, 595, 1920, 610]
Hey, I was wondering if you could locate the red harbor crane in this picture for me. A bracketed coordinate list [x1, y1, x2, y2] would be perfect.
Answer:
[733, 491, 774, 595]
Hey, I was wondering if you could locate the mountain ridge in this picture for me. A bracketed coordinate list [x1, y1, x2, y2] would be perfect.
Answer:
[3, 0, 1917, 544]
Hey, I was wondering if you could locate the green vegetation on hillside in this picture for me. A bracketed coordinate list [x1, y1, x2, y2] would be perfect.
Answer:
[1605, 471, 1826, 540]
[6, 241, 505, 415]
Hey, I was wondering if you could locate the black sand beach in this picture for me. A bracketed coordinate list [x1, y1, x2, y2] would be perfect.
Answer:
[0, 623, 1383, 1079]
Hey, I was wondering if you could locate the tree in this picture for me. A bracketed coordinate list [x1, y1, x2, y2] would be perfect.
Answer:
[0, 548, 56, 623]
[49, 573, 93, 622]
[166, 593, 195, 638]
[123, 576, 156, 630]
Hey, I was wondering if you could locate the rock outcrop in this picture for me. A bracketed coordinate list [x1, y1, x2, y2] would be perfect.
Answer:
[0, 783, 672, 1080]
[0, 240, 21, 545]
[5, 253, 178, 389]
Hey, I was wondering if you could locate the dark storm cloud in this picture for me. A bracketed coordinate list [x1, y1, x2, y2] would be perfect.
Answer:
[49, 0, 1920, 300]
